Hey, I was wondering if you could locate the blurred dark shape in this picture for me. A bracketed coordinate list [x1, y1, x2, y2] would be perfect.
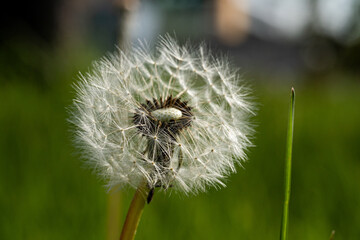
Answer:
[0, 0, 58, 87]
[340, 40, 360, 74]
[213, 35, 305, 77]
[301, 37, 340, 73]
[0, 0, 58, 43]
[0, 39, 50, 87]
[57, 0, 122, 51]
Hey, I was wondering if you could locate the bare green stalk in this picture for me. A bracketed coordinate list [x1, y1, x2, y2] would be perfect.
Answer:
[280, 87, 295, 240]
[120, 182, 149, 240]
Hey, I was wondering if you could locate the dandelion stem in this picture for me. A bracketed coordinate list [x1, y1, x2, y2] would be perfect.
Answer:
[280, 87, 295, 240]
[120, 182, 148, 240]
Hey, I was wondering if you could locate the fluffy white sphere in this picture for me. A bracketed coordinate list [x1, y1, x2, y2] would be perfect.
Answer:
[70, 35, 254, 194]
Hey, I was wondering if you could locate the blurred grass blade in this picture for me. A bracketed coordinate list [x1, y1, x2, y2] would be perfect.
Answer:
[280, 87, 295, 240]
[106, 190, 122, 240]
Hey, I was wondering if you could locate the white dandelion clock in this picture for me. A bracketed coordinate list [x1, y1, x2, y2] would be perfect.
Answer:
[70, 36, 254, 200]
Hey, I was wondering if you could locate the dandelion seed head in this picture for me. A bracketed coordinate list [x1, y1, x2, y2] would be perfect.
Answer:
[70, 35, 255, 194]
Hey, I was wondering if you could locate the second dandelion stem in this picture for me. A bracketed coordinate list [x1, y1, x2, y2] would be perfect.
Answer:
[120, 182, 149, 240]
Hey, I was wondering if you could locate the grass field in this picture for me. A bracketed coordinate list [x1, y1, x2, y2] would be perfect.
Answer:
[1, 44, 359, 239]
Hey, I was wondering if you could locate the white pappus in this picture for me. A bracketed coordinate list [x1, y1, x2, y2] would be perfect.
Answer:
[70, 35, 255, 196]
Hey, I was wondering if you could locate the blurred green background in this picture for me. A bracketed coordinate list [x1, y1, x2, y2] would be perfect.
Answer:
[1, 1, 360, 239]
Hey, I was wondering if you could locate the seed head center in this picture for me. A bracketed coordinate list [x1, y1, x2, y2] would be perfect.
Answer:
[152, 108, 182, 122]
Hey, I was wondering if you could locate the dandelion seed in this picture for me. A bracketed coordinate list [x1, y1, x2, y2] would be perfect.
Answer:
[70, 35, 254, 195]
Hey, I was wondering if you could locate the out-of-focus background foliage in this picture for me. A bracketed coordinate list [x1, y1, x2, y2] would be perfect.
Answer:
[1, 0, 359, 239]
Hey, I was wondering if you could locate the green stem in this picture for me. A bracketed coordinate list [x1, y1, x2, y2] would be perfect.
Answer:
[120, 182, 148, 240]
[280, 87, 295, 240]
